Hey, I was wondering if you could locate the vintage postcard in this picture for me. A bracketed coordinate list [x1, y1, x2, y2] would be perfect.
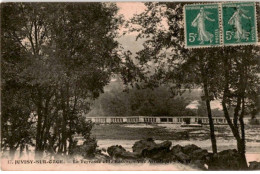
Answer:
[1, 1, 260, 171]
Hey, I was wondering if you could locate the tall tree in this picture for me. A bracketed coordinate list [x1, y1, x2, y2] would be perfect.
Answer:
[1, 2, 123, 158]
[219, 45, 260, 169]
[128, 2, 260, 168]
[128, 2, 219, 154]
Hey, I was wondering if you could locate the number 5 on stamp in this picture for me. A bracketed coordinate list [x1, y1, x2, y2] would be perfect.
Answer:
[184, 4, 221, 48]
[222, 2, 258, 45]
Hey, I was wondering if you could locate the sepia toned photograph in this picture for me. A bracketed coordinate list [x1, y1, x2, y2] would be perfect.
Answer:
[1, 1, 260, 171]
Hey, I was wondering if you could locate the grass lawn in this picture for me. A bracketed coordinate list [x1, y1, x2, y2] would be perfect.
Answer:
[90, 124, 260, 154]
[92, 124, 200, 140]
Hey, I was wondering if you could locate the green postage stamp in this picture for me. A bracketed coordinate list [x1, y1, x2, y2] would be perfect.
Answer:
[184, 2, 258, 48]
[184, 4, 220, 48]
[222, 2, 257, 45]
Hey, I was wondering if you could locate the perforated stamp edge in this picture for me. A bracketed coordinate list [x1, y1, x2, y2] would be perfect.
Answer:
[220, 1, 259, 47]
[183, 1, 259, 49]
[184, 3, 222, 49]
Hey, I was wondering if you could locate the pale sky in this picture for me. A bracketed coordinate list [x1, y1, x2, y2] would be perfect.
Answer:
[115, 2, 147, 62]
[116, 2, 146, 20]
[186, 100, 223, 110]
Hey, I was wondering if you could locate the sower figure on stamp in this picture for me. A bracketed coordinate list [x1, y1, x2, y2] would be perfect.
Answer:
[228, 5, 251, 42]
[192, 7, 215, 44]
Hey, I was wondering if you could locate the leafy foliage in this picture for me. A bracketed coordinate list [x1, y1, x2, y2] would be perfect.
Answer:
[127, 2, 260, 165]
[1, 2, 124, 157]
[88, 86, 197, 116]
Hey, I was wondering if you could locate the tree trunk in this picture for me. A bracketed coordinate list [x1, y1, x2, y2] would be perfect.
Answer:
[238, 98, 248, 169]
[35, 111, 44, 159]
[61, 111, 67, 154]
[68, 96, 78, 155]
[19, 144, 25, 158]
[203, 82, 217, 154]
[199, 55, 218, 154]
[221, 55, 248, 169]
[68, 132, 73, 155]
[35, 89, 44, 159]
[237, 139, 248, 169]
[60, 88, 68, 155]
[9, 146, 16, 160]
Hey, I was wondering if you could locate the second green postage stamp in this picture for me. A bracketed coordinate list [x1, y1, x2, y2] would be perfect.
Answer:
[184, 4, 220, 48]
[222, 2, 258, 45]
